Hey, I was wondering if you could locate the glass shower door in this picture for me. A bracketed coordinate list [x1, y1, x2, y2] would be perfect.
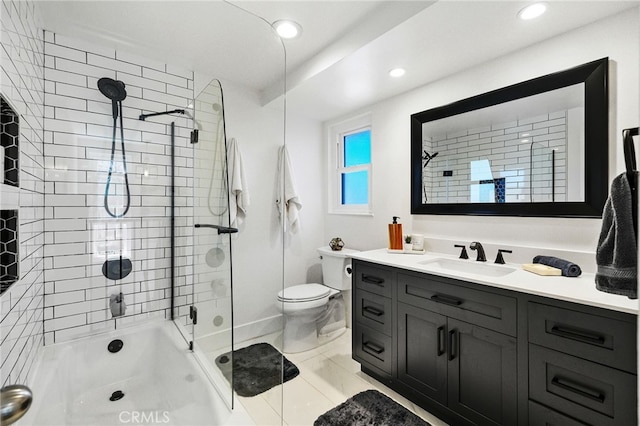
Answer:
[190, 79, 235, 408]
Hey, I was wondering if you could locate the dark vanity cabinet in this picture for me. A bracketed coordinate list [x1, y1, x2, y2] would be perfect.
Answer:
[397, 271, 517, 425]
[352, 262, 394, 378]
[352, 259, 637, 425]
[526, 301, 637, 425]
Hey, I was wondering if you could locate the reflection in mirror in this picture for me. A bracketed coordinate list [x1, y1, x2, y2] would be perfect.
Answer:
[421, 84, 584, 204]
[411, 58, 608, 217]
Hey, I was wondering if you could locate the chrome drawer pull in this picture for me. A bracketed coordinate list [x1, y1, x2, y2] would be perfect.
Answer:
[431, 294, 462, 306]
[363, 306, 384, 316]
[551, 377, 605, 403]
[362, 274, 384, 286]
[363, 341, 384, 354]
[550, 326, 605, 345]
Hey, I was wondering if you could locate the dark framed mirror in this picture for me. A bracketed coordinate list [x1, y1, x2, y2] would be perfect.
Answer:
[411, 58, 608, 217]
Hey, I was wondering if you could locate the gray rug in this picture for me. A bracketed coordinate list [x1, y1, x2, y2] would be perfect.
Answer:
[215, 342, 299, 397]
[314, 389, 431, 426]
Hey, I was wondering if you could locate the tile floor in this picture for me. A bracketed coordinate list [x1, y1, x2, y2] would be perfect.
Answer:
[234, 329, 449, 426]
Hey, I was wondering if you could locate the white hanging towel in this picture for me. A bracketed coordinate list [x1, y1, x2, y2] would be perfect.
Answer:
[277, 145, 302, 233]
[227, 137, 250, 228]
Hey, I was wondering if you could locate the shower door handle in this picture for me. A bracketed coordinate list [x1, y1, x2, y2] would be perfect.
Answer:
[194, 224, 238, 234]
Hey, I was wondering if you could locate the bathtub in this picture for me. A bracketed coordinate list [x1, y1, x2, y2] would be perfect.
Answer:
[21, 320, 253, 426]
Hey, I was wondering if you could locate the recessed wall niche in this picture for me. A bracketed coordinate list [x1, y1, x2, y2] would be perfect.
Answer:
[1, 95, 19, 187]
[0, 95, 19, 294]
[0, 210, 18, 294]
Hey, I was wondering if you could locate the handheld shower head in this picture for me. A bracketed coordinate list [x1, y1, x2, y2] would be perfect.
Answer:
[98, 78, 127, 119]
[98, 78, 127, 101]
[98, 77, 131, 218]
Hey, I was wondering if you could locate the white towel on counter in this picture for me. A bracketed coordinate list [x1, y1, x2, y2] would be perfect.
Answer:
[227, 137, 250, 228]
[276, 145, 302, 233]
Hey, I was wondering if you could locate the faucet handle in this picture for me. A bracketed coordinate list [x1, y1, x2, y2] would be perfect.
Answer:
[454, 244, 468, 259]
[495, 249, 512, 264]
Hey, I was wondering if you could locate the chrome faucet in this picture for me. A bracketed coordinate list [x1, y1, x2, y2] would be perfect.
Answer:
[469, 242, 486, 262]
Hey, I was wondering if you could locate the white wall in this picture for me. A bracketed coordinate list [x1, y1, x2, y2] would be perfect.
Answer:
[0, 0, 45, 387]
[199, 75, 325, 338]
[324, 9, 639, 273]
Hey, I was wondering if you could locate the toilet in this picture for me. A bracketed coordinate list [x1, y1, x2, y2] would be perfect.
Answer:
[276, 246, 358, 353]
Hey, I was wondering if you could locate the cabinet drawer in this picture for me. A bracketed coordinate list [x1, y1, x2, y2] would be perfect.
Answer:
[528, 401, 590, 426]
[529, 344, 636, 426]
[354, 261, 393, 298]
[354, 289, 392, 335]
[528, 302, 636, 373]
[353, 323, 392, 374]
[397, 272, 517, 336]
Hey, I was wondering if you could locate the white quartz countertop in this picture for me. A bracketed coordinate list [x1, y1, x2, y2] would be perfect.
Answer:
[351, 249, 638, 315]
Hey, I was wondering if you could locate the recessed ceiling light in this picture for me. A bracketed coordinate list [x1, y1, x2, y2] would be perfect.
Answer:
[273, 20, 302, 39]
[389, 68, 406, 77]
[518, 3, 547, 20]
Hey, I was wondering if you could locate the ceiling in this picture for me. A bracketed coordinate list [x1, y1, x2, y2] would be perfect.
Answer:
[38, 1, 639, 122]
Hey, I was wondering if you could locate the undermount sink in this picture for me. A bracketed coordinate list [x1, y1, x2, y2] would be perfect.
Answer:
[419, 258, 516, 278]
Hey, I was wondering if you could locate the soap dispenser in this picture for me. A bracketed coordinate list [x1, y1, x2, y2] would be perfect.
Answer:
[388, 216, 403, 250]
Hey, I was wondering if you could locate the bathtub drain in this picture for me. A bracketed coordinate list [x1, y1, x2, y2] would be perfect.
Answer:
[109, 390, 124, 401]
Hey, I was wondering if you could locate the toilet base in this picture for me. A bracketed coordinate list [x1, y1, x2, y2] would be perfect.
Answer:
[318, 326, 346, 347]
[282, 315, 320, 353]
[279, 292, 347, 354]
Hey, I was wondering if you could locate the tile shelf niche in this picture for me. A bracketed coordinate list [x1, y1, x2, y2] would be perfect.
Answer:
[0, 94, 19, 295]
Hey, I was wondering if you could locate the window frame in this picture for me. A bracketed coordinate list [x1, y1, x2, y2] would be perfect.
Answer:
[328, 113, 373, 215]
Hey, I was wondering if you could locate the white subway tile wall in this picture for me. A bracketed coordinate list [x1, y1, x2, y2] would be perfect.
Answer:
[422, 112, 568, 204]
[43, 31, 195, 344]
[0, 0, 46, 387]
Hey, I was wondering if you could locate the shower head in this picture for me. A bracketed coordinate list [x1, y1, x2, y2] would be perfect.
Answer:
[98, 78, 127, 102]
[98, 78, 127, 120]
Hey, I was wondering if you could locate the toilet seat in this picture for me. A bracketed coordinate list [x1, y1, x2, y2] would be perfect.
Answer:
[277, 283, 331, 303]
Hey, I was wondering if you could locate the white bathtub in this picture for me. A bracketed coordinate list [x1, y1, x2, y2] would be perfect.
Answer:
[21, 320, 253, 426]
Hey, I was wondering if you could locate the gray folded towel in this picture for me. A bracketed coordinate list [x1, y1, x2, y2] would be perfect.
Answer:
[595, 173, 637, 299]
[533, 255, 582, 277]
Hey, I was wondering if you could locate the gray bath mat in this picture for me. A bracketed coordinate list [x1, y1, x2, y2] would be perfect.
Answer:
[314, 389, 431, 426]
[215, 342, 299, 397]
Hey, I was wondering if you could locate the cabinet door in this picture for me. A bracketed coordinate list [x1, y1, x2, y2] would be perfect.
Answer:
[448, 319, 517, 426]
[397, 303, 448, 404]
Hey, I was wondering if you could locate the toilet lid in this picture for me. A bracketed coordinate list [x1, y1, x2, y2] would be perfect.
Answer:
[277, 283, 331, 302]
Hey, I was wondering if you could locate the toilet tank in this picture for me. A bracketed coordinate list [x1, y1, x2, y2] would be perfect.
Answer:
[317, 246, 359, 290]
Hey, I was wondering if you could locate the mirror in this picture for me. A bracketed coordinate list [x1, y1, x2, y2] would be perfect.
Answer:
[411, 58, 608, 217]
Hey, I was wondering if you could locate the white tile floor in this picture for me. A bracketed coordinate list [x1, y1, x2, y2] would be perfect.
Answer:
[233, 329, 449, 426]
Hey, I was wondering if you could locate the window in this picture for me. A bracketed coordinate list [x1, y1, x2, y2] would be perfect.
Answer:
[328, 114, 372, 214]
